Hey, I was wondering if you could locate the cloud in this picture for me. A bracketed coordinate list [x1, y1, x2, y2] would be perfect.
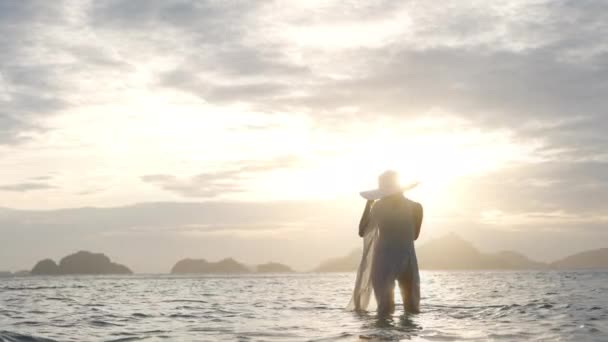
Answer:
[0, 182, 56, 192]
[142, 174, 243, 198]
[0, 0, 606, 229]
[0, 1, 68, 145]
[29, 176, 53, 181]
[76, 188, 106, 196]
[160, 69, 293, 104]
[3, 0, 606, 154]
[141, 156, 299, 198]
[0, 1, 133, 145]
[81, 0, 604, 172]
[450, 160, 608, 218]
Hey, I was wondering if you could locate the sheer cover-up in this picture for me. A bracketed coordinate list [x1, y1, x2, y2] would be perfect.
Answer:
[346, 221, 379, 311]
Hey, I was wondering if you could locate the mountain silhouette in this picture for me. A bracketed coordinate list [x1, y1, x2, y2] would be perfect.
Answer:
[31, 259, 61, 275]
[31, 251, 132, 275]
[551, 248, 608, 269]
[314, 249, 361, 272]
[314, 233, 549, 271]
[171, 258, 297, 274]
[416, 233, 547, 270]
[171, 258, 250, 274]
[256, 262, 294, 273]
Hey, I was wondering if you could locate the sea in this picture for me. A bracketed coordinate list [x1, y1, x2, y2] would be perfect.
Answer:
[1, 271, 607, 341]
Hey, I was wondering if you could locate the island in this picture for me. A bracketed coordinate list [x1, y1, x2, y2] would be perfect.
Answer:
[415, 233, 547, 270]
[256, 262, 294, 273]
[31, 259, 61, 275]
[551, 248, 608, 269]
[30, 251, 132, 275]
[314, 249, 361, 272]
[171, 258, 250, 274]
[171, 258, 297, 274]
[314, 233, 548, 272]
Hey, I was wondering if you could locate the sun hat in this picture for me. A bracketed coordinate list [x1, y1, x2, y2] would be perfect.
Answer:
[359, 170, 418, 200]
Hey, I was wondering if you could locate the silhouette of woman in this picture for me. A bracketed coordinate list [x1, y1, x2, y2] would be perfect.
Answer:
[347, 170, 423, 315]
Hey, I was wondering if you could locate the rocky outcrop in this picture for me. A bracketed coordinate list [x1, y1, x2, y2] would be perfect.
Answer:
[30, 251, 132, 275]
[171, 258, 250, 274]
[31, 259, 61, 275]
[58, 251, 131, 274]
[256, 262, 294, 273]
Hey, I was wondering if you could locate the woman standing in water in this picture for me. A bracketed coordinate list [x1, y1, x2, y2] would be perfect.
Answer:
[348, 170, 423, 315]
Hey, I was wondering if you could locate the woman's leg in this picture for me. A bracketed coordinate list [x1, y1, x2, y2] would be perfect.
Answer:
[373, 276, 395, 316]
[398, 261, 420, 313]
[371, 254, 396, 316]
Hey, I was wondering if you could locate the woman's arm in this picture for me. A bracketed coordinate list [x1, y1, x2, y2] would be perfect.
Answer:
[358, 200, 374, 237]
[413, 202, 423, 240]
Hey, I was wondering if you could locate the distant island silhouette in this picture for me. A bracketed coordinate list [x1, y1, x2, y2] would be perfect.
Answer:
[8, 235, 607, 275]
[31, 251, 132, 275]
[314, 249, 362, 272]
[415, 233, 548, 270]
[256, 262, 294, 273]
[171, 258, 294, 274]
[171, 258, 250, 274]
[551, 248, 608, 269]
[314, 233, 608, 271]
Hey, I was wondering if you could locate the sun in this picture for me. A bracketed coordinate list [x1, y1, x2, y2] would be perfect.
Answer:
[251, 114, 530, 210]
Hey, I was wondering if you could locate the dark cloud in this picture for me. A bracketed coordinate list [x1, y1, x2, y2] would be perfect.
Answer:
[142, 156, 299, 198]
[91, 0, 260, 38]
[0, 1, 133, 145]
[91, 0, 310, 105]
[4, 0, 605, 153]
[128, 0, 608, 165]
[0, 182, 56, 192]
[0, 1, 67, 144]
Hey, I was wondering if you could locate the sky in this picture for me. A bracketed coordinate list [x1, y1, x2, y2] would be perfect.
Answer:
[1, 0, 608, 273]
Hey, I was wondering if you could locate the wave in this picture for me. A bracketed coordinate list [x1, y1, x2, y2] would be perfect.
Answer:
[0, 331, 58, 342]
[0, 285, 86, 292]
[104, 337, 148, 342]
[161, 299, 207, 303]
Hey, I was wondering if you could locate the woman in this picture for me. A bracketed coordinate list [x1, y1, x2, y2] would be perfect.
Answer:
[347, 170, 423, 315]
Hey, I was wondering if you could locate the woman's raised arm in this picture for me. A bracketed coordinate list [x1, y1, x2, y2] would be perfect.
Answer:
[358, 200, 374, 237]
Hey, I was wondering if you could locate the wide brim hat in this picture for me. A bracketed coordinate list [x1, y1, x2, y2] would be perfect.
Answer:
[359, 170, 418, 200]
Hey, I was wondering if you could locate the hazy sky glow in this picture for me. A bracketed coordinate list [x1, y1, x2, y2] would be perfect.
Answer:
[1, 0, 607, 272]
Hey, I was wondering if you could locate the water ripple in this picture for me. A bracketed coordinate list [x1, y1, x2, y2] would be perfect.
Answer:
[0, 271, 607, 341]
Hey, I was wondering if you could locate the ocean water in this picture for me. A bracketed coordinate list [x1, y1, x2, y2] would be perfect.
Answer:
[1, 271, 607, 341]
